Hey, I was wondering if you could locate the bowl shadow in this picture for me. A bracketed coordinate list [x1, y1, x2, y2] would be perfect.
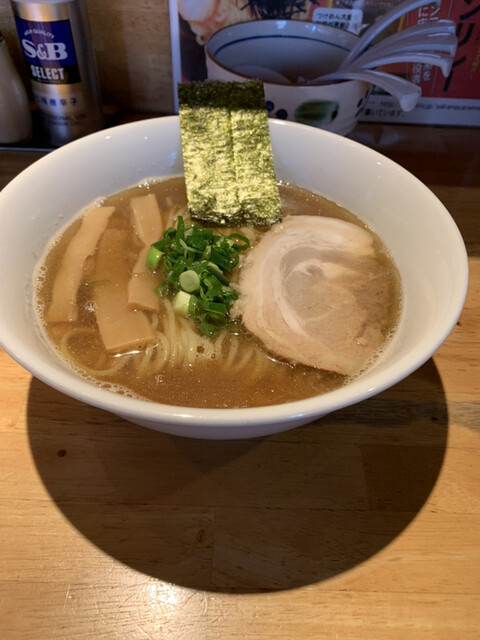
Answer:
[27, 359, 448, 592]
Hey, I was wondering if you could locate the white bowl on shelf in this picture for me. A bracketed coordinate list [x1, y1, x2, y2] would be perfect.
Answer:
[205, 19, 370, 135]
[0, 116, 468, 439]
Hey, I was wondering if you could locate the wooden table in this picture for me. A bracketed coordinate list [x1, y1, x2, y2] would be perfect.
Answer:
[1, 123, 479, 639]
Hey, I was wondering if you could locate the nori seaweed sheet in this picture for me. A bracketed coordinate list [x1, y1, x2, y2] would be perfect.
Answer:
[178, 80, 282, 226]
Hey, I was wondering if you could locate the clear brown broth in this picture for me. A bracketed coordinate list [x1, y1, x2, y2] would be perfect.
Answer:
[35, 177, 401, 409]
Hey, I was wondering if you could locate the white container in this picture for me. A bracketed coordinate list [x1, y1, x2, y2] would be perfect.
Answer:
[11, 0, 103, 146]
[204, 20, 370, 136]
[0, 29, 32, 144]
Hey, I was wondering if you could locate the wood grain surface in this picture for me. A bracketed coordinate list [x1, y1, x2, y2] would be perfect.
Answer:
[0, 123, 479, 639]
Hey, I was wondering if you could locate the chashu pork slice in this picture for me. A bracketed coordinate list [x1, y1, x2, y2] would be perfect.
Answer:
[235, 215, 394, 376]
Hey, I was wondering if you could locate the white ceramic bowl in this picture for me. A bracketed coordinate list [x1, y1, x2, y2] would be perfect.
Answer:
[0, 116, 468, 439]
[205, 19, 370, 135]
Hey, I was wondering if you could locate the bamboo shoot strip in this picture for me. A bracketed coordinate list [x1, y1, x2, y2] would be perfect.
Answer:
[128, 194, 164, 311]
[47, 205, 115, 323]
[130, 194, 163, 246]
[178, 80, 281, 226]
[127, 247, 162, 312]
[94, 229, 155, 353]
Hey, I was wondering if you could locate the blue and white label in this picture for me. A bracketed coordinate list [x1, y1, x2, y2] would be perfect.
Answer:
[14, 17, 80, 84]
[311, 8, 364, 35]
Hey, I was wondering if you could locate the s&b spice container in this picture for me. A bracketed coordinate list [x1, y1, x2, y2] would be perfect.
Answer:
[11, 0, 103, 146]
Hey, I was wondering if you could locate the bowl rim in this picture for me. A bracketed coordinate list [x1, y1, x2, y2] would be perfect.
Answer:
[204, 18, 360, 88]
[0, 116, 469, 431]
[205, 17, 359, 43]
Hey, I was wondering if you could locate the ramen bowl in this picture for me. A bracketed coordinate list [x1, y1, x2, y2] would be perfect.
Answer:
[0, 116, 468, 439]
[205, 19, 370, 135]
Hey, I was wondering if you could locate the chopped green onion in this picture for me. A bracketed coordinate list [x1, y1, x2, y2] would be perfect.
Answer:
[145, 245, 163, 270]
[207, 263, 230, 286]
[179, 269, 200, 293]
[201, 301, 228, 317]
[168, 257, 188, 283]
[173, 290, 194, 316]
[188, 294, 198, 316]
[228, 233, 250, 251]
[179, 238, 194, 255]
[175, 215, 185, 240]
[146, 216, 250, 337]
[210, 246, 238, 273]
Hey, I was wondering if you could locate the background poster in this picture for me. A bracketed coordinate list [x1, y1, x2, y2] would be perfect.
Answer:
[169, 0, 480, 126]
